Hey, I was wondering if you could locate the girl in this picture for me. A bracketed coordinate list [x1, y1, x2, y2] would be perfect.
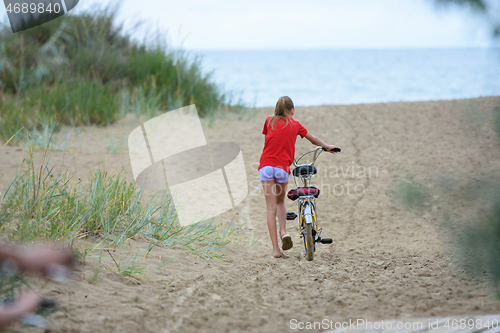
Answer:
[259, 96, 340, 259]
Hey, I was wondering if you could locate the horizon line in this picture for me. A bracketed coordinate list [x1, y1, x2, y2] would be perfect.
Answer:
[185, 46, 499, 52]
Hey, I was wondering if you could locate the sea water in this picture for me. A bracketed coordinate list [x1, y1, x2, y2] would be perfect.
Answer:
[197, 49, 500, 107]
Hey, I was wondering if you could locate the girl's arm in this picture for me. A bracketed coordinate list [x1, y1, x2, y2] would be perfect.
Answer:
[304, 133, 340, 153]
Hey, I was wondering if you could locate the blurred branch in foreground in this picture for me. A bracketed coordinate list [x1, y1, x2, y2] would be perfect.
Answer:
[434, 0, 500, 37]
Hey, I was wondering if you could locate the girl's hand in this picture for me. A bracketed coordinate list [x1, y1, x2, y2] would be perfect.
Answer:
[324, 145, 341, 153]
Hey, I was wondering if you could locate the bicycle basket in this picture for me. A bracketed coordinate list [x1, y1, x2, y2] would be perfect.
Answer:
[287, 187, 320, 201]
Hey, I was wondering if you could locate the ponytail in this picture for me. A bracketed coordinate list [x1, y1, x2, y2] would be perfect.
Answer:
[270, 96, 294, 130]
[276, 98, 286, 117]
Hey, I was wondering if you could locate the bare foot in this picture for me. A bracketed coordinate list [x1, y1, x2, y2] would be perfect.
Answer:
[272, 251, 284, 258]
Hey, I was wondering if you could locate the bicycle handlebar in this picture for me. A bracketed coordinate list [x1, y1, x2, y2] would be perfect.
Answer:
[323, 147, 341, 153]
[293, 146, 340, 168]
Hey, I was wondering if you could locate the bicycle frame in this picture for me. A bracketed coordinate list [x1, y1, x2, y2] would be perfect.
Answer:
[299, 197, 316, 234]
[292, 147, 324, 241]
[289, 146, 336, 259]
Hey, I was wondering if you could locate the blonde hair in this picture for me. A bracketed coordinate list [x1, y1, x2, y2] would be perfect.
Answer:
[269, 96, 294, 130]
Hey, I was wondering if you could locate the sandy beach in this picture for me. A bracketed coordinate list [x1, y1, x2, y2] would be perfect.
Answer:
[1, 96, 500, 332]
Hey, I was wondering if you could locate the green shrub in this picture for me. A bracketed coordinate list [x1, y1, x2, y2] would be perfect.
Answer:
[0, 5, 232, 142]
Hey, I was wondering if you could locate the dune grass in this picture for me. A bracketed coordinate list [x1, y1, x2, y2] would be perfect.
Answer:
[104, 250, 146, 281]
[0, 263, 30, 301]
[0, 5, 233, 145]
[0, 148, 234, 260]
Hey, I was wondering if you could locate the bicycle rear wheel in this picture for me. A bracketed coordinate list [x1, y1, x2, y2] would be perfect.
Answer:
[304, 223, 314, 261]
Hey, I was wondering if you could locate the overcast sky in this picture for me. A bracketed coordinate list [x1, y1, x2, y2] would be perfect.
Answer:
[70, 0, 494, 49]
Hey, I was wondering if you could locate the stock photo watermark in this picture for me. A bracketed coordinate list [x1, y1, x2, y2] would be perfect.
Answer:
[128, 105, 248, 226]
[290, 317, 500, 331]
[250, 162, 379, 197]
[3, 0, 79, 33]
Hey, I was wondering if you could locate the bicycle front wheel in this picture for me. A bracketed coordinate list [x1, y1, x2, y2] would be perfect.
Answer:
[304, 223, 314, 261]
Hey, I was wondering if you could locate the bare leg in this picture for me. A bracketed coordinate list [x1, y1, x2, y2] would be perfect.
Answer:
[262, 181, 282, 258]
[275, 182, 288, 239]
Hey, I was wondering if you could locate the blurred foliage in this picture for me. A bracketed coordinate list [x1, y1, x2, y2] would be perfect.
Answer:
[494, 106, 500, 140]
[422, 0, 500, 297]
[435, 0, 487, 12]
[459, 185, 500, 295]
[0, 5, 234, 143]
[395, 180, 428, 208]
[395, 174, 500, 296]
[434, 0, 500, 37]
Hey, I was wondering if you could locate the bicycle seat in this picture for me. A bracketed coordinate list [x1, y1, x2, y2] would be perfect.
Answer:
[292, 165, 317, 177]
[287, 187, 320, 201]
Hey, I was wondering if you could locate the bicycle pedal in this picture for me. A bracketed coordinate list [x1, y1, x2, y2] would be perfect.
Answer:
[319, 238, 333, 244]
[286, 212, 297, 220]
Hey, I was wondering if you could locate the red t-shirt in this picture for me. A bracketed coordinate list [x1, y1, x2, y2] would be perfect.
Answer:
[258, 116, 308, 174]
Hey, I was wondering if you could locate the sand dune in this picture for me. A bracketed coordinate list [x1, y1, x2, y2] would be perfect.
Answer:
[1, 96, 500, 332]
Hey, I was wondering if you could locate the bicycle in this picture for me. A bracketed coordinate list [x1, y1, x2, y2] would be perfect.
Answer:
[286, 146, 341, 261]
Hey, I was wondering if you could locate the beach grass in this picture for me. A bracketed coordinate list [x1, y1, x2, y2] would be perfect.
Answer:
[104, 250, 146, 281]
[0, 5, 233, 145]
[0, 264, 30, 301]
[0, 148, 234, 260]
